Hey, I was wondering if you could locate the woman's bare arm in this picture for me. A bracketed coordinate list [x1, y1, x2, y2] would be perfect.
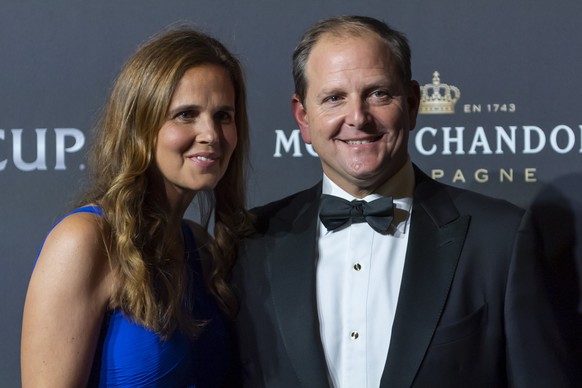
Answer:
[21, 212, 112, 387]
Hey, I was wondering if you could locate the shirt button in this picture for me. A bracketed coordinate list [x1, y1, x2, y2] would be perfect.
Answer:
[350, 331, 359, 340]
[353, 263, 362, 271]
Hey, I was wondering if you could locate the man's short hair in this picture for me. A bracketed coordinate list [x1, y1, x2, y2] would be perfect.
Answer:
[292, 15, 412, 103]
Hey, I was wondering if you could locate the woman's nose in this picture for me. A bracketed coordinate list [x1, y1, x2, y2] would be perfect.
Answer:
[196, 116, 219, 144]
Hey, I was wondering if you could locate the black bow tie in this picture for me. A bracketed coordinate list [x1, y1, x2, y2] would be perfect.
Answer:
[319, 194, 394, 233]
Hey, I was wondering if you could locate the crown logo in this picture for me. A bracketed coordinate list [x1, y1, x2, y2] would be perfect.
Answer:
[419, 71, 461, 114]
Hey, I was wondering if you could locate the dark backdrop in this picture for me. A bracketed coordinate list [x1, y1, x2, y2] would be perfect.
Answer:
[2, 1, 581, 385]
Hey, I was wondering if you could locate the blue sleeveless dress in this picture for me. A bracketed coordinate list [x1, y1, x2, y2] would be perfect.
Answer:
[54, 206, 238, 387]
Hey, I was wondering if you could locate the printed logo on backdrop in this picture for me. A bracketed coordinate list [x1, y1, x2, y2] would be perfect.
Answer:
[418, 71, 461, 115]
[415, 71, 581, 184]
[273, 70, 582, 187]
[0, 128, 85, 171]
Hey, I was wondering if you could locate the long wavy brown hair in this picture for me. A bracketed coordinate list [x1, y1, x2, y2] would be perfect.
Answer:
[83, 26, 253, 339]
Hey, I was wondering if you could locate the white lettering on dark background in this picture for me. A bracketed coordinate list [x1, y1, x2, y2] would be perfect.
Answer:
[0, 128, 85, 171]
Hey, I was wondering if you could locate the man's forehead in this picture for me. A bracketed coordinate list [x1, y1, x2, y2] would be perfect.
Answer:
[308, 32, 392, 65]
[305, 33, 397, 83]
[302, 47, 408, 103]
[314, 30, 382, 49]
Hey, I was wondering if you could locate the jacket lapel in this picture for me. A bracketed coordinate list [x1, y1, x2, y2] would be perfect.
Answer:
[381, 168, 470, 387]
[266, 183, 330, 386]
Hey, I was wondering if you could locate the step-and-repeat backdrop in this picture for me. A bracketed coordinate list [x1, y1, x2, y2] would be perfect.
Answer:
[2, 1, 581, 384]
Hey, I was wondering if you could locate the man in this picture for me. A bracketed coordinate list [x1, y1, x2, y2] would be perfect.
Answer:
[233, 15, 572, 387]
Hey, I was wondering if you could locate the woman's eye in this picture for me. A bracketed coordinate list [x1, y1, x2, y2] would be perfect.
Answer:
[215, 111, 234, 124]
[177, 110, 197, 120]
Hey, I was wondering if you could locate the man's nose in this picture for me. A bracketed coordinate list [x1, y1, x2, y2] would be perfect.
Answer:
[345, 99, 370, 128]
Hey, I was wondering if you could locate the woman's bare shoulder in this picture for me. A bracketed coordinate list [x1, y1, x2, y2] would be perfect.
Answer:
[32, 209, 112, 301]
[21, 209, 112, 387]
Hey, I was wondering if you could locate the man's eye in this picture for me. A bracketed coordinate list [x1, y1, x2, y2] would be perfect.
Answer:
[323, 95, 341, 103]
[371, 90, 389, 98]
[368, 90, 394, 104]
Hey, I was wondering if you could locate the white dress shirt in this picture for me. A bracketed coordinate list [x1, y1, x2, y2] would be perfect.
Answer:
[316, 160, 415, 388]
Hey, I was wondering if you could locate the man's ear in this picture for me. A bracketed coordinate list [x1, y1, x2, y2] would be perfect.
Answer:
[292, 94, 312, 144]
[407, 80, 421, 130]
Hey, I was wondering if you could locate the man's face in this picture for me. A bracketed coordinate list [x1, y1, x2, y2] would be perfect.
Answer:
[293, 32, 419, 197]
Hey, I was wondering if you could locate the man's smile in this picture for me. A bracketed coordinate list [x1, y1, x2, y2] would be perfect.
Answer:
[337, 134, 384, 145]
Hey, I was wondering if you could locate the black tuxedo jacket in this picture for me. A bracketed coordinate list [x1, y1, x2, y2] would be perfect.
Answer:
[233, 167, 572, 387]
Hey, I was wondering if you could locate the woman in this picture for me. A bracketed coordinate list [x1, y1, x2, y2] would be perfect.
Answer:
[21, 26, 253, 387]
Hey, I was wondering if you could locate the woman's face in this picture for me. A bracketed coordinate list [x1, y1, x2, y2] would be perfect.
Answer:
[154, 64, 237, 204]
